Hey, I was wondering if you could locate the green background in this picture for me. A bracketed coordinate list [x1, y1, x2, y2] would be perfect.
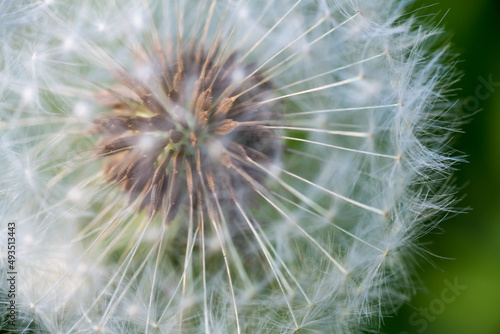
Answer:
[1, 2, 498, 334]
[385, 1, 500, 333]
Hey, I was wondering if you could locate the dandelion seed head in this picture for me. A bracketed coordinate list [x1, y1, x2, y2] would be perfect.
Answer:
[1, 0, 463, 333]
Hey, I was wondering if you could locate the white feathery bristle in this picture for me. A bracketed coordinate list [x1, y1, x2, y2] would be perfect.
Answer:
[1, 0, 462, 333]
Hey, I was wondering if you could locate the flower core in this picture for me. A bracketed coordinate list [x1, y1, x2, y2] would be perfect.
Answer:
[92, 44, 280, 221]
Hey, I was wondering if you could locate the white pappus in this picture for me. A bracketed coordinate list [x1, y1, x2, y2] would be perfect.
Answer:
[0, 0, 461, 333]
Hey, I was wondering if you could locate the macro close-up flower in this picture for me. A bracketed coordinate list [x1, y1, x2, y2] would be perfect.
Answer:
[1, 0, 461, 333]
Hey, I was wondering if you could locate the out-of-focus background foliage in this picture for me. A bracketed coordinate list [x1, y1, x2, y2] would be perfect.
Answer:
[385, 1, 500, 333]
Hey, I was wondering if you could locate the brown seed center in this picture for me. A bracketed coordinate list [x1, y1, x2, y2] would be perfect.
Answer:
[92, 44, 280, 222]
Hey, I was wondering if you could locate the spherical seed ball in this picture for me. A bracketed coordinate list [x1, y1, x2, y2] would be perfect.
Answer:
[0, 0, 461, 333]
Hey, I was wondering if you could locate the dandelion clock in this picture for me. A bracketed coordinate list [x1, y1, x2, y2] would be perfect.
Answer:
[0, 0, 461, 333]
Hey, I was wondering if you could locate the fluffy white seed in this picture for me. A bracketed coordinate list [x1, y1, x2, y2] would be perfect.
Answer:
[0, 1, 461, 333]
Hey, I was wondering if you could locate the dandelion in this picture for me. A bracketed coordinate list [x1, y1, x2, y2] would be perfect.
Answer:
[1, 0, 461, 333]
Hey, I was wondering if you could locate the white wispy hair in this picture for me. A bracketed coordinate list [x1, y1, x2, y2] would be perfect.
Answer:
[1, 0, 460, 333]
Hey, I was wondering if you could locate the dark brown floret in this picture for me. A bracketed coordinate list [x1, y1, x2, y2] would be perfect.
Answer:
[92, 43, 280, 222]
